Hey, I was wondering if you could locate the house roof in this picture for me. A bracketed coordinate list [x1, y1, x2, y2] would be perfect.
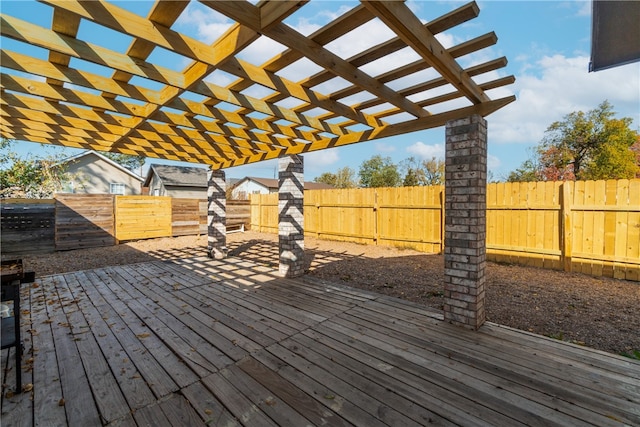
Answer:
[143, 164, 208, 188]
[236, 176, 334, 191]
[0, 1, 514, 169]
[58, 150, 144, 182]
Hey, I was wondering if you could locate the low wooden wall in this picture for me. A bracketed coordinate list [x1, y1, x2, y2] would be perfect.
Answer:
[227, 200, 251, 230]
[1, 196, 251, 254]
[115, 196, 172, 241]
[172, 198, 201, 237]
[55, 194, 115, 251]
[1, 199, 55, 254]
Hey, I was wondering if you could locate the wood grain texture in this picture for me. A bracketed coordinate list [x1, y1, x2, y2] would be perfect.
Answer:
[1, 0, 514, 167]
[4, 256, 638, 425]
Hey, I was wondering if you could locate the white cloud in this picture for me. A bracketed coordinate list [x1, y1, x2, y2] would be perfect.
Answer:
[375, 142, 396, 153]
[487, 154, 501, 170]
[304, 148, 340, 168]
[490, 55, 640, 145]
[406, 142, 445, 159]
[176, 3, 231, 44]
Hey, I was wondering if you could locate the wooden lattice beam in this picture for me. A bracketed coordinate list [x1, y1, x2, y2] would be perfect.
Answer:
[0, 0, 515, 168]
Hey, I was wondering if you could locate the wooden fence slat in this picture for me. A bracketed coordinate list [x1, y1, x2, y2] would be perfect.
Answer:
[3, 179, 638, 282]
[55, 194, 115, 251]
[0, 199, 55, 253]
[115, 196, 171, 241]
[249, 179, 638, 281]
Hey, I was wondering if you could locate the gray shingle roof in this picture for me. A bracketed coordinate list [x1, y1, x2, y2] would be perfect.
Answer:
[146, 164, 208, 187]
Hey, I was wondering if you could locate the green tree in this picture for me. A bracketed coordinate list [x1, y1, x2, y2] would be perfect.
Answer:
[581, 118, 639, 180]
[0, 139, 68, 198]
[507, 158, 540, 182]
[509, 101, 639, 181]
[358, 155, 401, 188]
[314, 166, 358, 188]
[314, 172, 337, 186]
[333, 166, 358, 188]
[421, 157, 445, 185]
[403, 168, 419, 186]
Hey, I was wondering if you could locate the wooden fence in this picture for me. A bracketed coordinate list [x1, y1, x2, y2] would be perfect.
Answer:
[0, 199, 55, 254]
[1, 196, 250, 254]
[55, 194, 116, 251]
[250, 179, 640, 281]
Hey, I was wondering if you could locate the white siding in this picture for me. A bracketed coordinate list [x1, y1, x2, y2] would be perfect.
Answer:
[231, 180, 273, 200]
[62, 154, 142, 195]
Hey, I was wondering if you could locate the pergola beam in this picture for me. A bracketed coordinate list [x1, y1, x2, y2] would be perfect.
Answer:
[203, 0, 429, 119]
[362, 0, 490, 105]
[0, 0, 514, 166]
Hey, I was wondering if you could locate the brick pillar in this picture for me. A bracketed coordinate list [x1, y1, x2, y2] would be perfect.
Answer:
[443, 114, 487, 330]
[278, 155, 304, 277]
[207, 169, 227, 259]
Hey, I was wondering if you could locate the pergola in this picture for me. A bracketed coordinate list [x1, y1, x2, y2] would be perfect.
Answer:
[0, 0, 515, 329]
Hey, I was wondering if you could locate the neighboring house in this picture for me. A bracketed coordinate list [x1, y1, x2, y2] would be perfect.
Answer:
[58, 150, 143, 195]
[143, 164, 208, 198]
[231, 176, 333, 200]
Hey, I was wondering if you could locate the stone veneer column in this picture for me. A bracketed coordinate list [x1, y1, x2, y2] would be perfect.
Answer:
[443, 114, 487, 330]
[278, 155, 304, 278]
[207, 169, 227, 259]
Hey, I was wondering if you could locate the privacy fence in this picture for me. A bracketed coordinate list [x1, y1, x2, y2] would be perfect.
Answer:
[1, 196, 249, 254]
[250, 179, 640, 281]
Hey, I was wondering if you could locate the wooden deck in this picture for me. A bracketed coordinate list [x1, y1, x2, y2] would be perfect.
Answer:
[2, 255, 639, 426]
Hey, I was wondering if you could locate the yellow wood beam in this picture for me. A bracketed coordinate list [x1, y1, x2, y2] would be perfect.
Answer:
[1, 15, 186, 88]
[362, 1, 489, 104]
[0, 50, 162, 104]
[1, 74, 148, 118]
[211, 96, 516, 169]
[47, 7, 81, 87]
[203, 0, 428, 119]
[298, 2, 481, 92]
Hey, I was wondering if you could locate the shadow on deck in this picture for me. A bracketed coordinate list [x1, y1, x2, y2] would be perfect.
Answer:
[2, 252, 639, 426]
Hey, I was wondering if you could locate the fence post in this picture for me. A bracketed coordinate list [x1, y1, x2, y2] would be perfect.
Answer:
[256, 195, 261, 232]
[316, 192, 322, 239]
[561, 182, 573, 272]
[373, 189, 379, 245]
[113, 195, 119, 245]
[439, 188, 445, 254]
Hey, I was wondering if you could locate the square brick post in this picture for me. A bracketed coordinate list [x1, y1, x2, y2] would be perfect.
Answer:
[443, 115, 487, 330]
[207, 169, 227, 259]
[278, 155, 304, 278]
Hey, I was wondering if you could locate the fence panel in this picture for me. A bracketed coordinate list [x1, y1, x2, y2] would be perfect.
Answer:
[199, 200, 208, 235]
[377, 186, 443, 252]
[250, 194, 278, 233]
[313, 188, 377, 244]
[172, 198, 200, 236]
[569, 179, 640, 280]
[1, 199, 55, 254]
[115, 196, 171, 241]
[486, 181, 562, 269]
[55, 194, 115, 251]
[227, 200, 250, 230]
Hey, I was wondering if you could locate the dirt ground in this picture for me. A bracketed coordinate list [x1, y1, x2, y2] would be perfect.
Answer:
[14, 231, 640, 356]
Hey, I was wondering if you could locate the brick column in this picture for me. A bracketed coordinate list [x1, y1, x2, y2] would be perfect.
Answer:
[443, 115, 487, 330]
[278, 155, 304, 277]
[207, 169, 227, 259]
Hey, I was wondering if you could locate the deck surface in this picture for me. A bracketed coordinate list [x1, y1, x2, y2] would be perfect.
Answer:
[2, 255, 639, 426]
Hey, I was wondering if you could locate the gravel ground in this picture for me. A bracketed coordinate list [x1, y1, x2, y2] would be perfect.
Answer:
[13, 231, 640, 356]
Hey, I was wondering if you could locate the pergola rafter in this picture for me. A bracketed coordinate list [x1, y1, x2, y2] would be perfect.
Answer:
[0, 0, 515, 169]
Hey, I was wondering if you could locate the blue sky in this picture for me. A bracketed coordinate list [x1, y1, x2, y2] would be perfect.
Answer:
[2, 0, 639, 182]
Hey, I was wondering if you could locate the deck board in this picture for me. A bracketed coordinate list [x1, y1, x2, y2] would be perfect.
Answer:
[2, 256, 638, 426]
